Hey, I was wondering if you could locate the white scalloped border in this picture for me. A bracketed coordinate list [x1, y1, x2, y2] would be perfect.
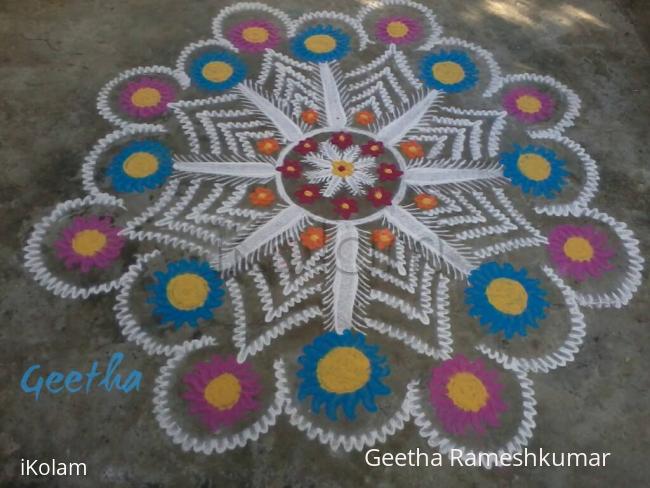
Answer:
[409, 365, 537, 469]
[23, 195, 128, 299]
[153, 338, 284, 454]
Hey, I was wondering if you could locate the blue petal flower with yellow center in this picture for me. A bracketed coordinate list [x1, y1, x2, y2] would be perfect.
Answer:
[465, 262, 549, 339]
[107, 140, 172, 193]
[147, 259, 225, 328]
[291, 25, 350, 63]
[297, 330, 391, 421]
[500, 144, 567, 199]
[419, 50, 479, 92]
[190, 51, 247, 91]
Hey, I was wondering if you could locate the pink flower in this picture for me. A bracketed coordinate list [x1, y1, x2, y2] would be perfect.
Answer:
[294, 138, 318, 155]
[276, 159, 302, 178]
[366, 187, 393, 207]
[227, 20, 281, 53]
[330, 132, 354, 150]
[428, 355, 508, 436]
[502, 86, 555, 123]
[54, 216, 125, 273]
[375, 16, 422, 45]
[332, 197, 358, 219]
[377, 163, 403, 181]
[547, 225, 615, 281]
[360, 140, 384, 157]
[119, 77, 176, 119]
[182, 355, 261, 432]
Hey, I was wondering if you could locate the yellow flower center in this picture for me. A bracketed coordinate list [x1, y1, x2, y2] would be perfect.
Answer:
[331, 160, 355, 177]
[71, 229, 107, 257]
[202, 61, 234, 83]
[304, 34, 337, 54]
[130, 87, 161, 108]
[485, 278, 528, 315]
[563, 236, 594, 262]
[166, 273, 209, 311]
[516, 95, 542, 114]
[122, 152, 159, 178]
[242, 26, 270, 44]
[203, 373, 241, 410]
[303, 190, 314, 197]
[446, 372, 489, 412]
[317, 347, 371, 394]
[517, 153, 551, 181]
[432, 61, 465, 85]
[386, 21, 409, 38]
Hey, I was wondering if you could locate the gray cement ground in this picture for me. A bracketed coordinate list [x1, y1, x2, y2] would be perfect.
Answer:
[1, 0, 649, 486]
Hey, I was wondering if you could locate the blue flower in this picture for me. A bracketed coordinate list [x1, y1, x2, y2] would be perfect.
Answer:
[465, 262, 548, 339]
[297, 330, 391, 421]
[147, 259, 225, 329]
[419, 50, 479, 92]
[500, 144, 567, 199]
[291, 25, 350, 63]
[189, 51, 246, 91]
[107, 140, 172, 193]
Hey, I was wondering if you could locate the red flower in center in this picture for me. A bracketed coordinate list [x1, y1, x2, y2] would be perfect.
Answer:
[295, 138, 318, 155]
[377, 163, 403, 181]
[277, 159, 302, 178]
[330, 132, 354, 149]
[295, 184, 321, 204]
[360, 140, 384, 157]
[366, 187, 393, 207]
[332, 197, 358, 219]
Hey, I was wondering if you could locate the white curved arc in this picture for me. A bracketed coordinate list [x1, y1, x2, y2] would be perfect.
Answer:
[238, 84, 303, 142]
[377, 90, 440, 144]
[173, 160, 276, 178]
[215, 205, 306, 270]
[384, 206, 475, 275]
[332, 223, 359, 333]
[320, 63, 347, 129]
[404, 166, 503, 186]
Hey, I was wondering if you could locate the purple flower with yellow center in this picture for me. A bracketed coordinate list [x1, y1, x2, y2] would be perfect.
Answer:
[54, 216, 125, 273]
[502, 86, 555, 123]
[547, 225, 615, 281]
[375, 16, 422, 45]
[428, 355, 508, 436]
[119, 77, 176, 119]
[182, 355, 261, 432]
[227, 20, 281, 52]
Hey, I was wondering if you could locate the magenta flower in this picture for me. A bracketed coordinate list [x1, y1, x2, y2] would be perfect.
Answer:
[547, 225, 615, 281]
[227, 20, 281, 52]
[54, 216, 125, 273]
[428, 355, 507, 436]
[119, 77, 176, 119]
[182, 355, 261, 432]
[375, 16, 422, 45]
[502, 86, 555, 123]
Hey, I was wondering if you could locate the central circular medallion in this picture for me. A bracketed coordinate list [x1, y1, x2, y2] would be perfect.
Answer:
[275, 129, 406, 223]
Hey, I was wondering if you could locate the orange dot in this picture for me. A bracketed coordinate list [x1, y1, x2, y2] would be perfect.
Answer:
[300, 227, 326, 250]
[371, 228, 395, 251]
[400, 141, 424, 159]
[249, 187, 276, 207]
[301, 109, 319, 125]
[355, 111, 375, 126]
[256, 138, 280, 155]
[414, 193, 439, 210]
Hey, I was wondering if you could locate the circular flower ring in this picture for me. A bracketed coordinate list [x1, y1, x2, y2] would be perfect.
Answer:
[183, 355, 261, 431]
[54, 216, 125, 273]
[291, 25, 351, 63]
[119, 77, 176, 119]
[107, 140, 173, 193]
[465, 262, 549, 339]
[500, 144, 567, 199]
[297, 331, 391, 420]
[227, 20, 281, 53]
[420, 50, 479, 93]
[147, 259, 225, 328]
[428, 355, 508, 435]
[548, 225, 615, 281]
[189, 51, 247, 91]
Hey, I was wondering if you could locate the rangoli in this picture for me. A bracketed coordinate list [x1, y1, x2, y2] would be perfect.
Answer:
[23, 1, 644, 464]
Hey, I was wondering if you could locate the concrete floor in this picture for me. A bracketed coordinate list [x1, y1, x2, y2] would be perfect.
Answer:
[1, 0, 649, 486]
